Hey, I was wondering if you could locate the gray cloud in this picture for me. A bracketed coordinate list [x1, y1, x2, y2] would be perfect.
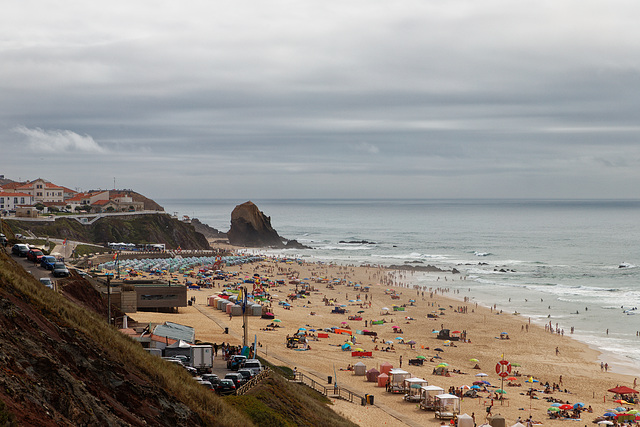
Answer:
[2, 1, 640, 199]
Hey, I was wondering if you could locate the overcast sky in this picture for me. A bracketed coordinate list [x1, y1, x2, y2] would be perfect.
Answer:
[2, 1, 640, 199]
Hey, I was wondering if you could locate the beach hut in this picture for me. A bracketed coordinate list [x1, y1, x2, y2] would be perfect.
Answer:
[457, 414, 474, 427]
[366, 368, 380, 382]
[230, 304, 243, 316]
[354, 362, 366, 376]
[377, 373, 389, 388]
[419, 385, 445, 411]
[434, 393, 460, 420]
[380, 362, 393, 375]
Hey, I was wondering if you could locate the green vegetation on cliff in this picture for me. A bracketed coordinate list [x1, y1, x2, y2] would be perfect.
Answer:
[6, 214, 210, 250]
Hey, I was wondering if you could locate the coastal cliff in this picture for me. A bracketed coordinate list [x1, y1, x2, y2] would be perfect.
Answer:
[6, 214, 210, 250]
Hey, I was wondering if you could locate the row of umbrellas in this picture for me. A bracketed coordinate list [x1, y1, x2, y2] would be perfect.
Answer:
[98, 255, 262, 273]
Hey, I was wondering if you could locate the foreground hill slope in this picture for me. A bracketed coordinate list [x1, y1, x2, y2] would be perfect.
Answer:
[0, 250, 251, 426]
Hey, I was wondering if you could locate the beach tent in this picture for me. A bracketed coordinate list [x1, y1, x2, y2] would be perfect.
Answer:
[403, 377, 428, 396]
[354, 362, 366, 376]
[608, 386, 638, 395]
[419, 385, 445, 410]
[488, 414, 505, 427]
[366, 368, 380, 382]
[458, 413, 474, 427]
[380, 362, 393, 375]
[388, 369, 411, 388]
[377, 373, 389, 388]
[434, 394, 460, 419]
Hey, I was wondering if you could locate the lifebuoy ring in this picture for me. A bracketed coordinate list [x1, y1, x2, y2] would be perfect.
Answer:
[495, 360, 512, 375]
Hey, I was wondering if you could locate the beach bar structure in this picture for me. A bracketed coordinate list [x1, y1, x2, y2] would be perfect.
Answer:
[434, 393, 460, 420]
[419, 385, 445, 411]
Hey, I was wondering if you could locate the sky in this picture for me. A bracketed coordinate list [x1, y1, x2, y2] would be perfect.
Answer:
[2, 1, 640, 200]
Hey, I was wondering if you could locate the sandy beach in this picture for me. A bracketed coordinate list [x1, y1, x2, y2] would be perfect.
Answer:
[124, 254, 638, 426]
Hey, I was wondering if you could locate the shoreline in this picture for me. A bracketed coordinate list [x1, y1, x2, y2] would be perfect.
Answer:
[121, 250, 639, 426]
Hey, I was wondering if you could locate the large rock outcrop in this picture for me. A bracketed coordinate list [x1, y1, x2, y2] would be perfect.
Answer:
[227, 202, 285, 247]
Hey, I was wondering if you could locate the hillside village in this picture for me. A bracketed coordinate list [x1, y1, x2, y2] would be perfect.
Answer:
[0, 176, 154, 218]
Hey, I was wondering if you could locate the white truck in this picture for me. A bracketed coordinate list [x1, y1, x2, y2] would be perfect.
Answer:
[190, 345, 214, 373]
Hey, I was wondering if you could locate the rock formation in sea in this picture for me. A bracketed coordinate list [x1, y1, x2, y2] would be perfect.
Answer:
[227, 201, 286, 247]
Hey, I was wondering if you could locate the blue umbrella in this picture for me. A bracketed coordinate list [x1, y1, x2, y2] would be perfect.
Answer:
[573, 403, 584, 409]
[551, 403, 560, 407]
[604, 412, 617, 417]
[471, 385, 481, 389]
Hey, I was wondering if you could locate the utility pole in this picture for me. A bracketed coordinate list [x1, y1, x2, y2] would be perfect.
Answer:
[242, 286, 249, 347]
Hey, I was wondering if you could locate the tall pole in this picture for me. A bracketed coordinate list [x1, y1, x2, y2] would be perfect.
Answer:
[243, 286, 248, 347]
[107, 275, 111, 326]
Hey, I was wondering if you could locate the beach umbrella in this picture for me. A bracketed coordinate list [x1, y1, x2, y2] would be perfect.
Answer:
[434, 348, 444, 352]
[507, 377, 517, 381]
[481, 381, 491, 385]
[395, 337, 403, 340]
[436, 363, 448, 368]
[460, 385, 470, 390]
[511, 363, 521, 367]
[597, 422, 614, 426]
[547, 407, 560, 412]
[432, 330, 440, 334]
[416, 355, 426, 360]
[559, 404, 573, 410]
[298, 327, 306, 331]
[475, 373, 488, 377]
[628, 410, 639, 414]
[385, 340, 393, 345]
[495, 389, 506, 394]
[309, 328, 316, 332]
[573, 403, 585, 409]
[274, 319, 281, 322]
[407, 340, 417, 345]
[471, 385, 481, 390]
[438, 307, 446, 311]
[470, 358, 479, 362]
[603, 412, 617, 417]
[358, 310, 365, 313]
[615, 407, 626, 412]
[550, 403, 560, 407]
[341, 321, 348, 324]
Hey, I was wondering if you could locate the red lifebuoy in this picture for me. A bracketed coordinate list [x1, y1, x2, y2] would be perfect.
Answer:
[496, 360, 512, 375]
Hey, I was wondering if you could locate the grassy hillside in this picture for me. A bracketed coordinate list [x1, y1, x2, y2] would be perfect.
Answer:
[0, 247, 358, 426]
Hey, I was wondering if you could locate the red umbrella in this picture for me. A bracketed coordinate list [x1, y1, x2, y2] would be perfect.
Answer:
[559, 404, 573, 410]
[507, 377, 518, 381]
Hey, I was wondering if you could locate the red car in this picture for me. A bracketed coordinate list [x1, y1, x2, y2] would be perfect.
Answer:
[27, 249, 44, 263]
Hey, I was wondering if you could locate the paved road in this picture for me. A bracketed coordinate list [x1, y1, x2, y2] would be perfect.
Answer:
[3, 246, 65, 288]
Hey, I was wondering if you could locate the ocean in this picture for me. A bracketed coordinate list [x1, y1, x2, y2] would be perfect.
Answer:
[157, 198, 640, 375]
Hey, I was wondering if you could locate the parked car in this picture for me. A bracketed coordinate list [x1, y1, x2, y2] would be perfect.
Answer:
[0, 234, 7, 247]
[237, 369, 254, 383]
[241, 359, 263, 376]
[12, 243, 30, 257]
[39, 277, 54, 289]
[201, 374, 220, 387]
[227, 355, 247, 370]
[195, 379, 214, 390]
[40, 255, 57, 270]
[224, 372, 245, 388]
[27, 249, 44, 263]
[52, 262, 70, 278]
[215, 379, 236, 395]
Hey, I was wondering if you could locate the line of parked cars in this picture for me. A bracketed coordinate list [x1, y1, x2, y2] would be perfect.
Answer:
[11, 243, 70, 278]
[193, 356, 263, 395]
